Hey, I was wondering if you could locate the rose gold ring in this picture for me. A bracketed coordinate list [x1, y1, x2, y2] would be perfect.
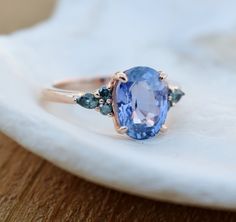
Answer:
[42, 66, 184, 140]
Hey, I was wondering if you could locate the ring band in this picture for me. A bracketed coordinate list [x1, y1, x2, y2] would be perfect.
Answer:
[42, 66, 185, 140]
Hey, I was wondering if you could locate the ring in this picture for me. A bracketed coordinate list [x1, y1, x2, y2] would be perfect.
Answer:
[42, 66, 185, 140]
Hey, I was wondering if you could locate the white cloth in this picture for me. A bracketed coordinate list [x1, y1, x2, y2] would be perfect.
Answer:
[0, 0, 236, 209]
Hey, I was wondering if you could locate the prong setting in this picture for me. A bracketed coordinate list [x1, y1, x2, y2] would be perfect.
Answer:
[106, 98, 112, 104]
[107, 113, 114, 117]
[160, 124, 168, 133]
[159, 71, 168, 80]
[117, 126, 128, 134]
[94, 91, 100, 98]
[99, 98, 105, 104]
[114, 72, 128, 83]
[95, 107, 100, 112]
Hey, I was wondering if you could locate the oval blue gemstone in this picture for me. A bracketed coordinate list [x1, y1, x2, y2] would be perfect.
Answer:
[113, 66, 169, 140]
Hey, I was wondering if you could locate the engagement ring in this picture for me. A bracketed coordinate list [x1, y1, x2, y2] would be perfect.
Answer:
[42, 66, 184, 140]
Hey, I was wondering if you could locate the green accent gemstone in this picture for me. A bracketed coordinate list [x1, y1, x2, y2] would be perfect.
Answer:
[169, 88, 185, 105]
[76, 93, 99, 109]
[99, 87, 112, 100]
[100, 104, 113, 115]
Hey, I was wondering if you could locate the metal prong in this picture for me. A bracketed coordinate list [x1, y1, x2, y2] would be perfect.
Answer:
[73, 96, 79, 103]
[117, 126, 128, 134]
[107, 113, 114, 117]
[99, 99, 104, 104]
[107, 82, 115, 90]
[94, 91, 100, 98]
[114, 72, 128, 83]
[159, 71, 167, 80]
[160, 124, 168, 133]
[95, 107, 100, 112]
[106, 98, 112, 104]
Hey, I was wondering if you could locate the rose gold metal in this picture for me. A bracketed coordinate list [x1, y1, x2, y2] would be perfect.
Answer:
[94, 91, 100, 98]
[107, 113, 114, 117]
[111, 79, 122, 132]
[95, 107, 100, 112]
[114, 72, 128, 83]
[160, 124, 168, 133]
[112, 117, 121, 133]
[99, 98, 105, 104]
[106, 98, 112, 104]
[41, 77, 110, 104]
[117, 126, 128, 134]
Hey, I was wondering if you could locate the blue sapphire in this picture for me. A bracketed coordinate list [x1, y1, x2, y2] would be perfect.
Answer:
[113, 66, 169, 140]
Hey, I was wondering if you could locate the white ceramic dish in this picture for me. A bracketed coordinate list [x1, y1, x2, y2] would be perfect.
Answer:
[0, 0, 236, 210]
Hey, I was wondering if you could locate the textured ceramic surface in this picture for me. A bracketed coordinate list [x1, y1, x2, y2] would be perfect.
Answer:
[0, 0, 236, 210]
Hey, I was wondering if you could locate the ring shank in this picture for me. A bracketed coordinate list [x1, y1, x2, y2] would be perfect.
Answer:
[42, 76, 110, 104]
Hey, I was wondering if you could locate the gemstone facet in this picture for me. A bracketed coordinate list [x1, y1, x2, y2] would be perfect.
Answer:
[99, 87, 112, 100]
[100, 104, 113, 115]
[113, 66, 169, 140]
[169, 88, 185, 107]
[76, 93, 99, 109]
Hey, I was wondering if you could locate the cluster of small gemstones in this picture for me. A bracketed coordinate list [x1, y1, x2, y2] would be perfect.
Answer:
[98, 87, 113, 115]
[168, 87, 185, 108]
[76, 86, 113, 116]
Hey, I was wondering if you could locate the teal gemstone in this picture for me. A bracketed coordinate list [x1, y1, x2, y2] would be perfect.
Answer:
[76, 93, 98, 109]
[100, 104, 113, 115]
[99, 87, 112, 100]
[169, 88, 185, 106]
